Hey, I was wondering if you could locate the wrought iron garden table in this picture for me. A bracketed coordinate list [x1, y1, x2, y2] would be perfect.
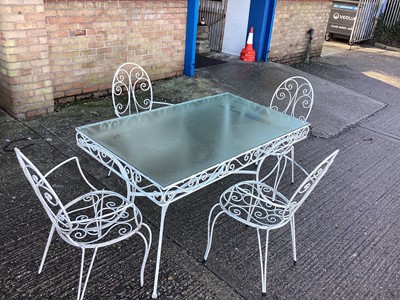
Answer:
[75, 92, 310, 298]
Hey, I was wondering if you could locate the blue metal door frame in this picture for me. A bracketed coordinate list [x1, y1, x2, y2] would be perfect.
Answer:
[184, 0, 277, 76]
[248, 0, 278, 61]
[184, 0, 199, 76]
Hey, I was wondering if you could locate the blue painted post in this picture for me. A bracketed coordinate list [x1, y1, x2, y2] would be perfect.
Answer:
[264, 0, 278, 61]
[248, 1, 267, 62]
[248, 0, 278, 61]
[184, 0, 200, 76]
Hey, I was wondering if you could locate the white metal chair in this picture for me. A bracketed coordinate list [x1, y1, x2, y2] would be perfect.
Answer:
[15, 148, 152, 300]
[203, 150, 338, 296]
[109, 62, 173, 176]
[112, 62, 172, 117]
[269, 76, 314, 182]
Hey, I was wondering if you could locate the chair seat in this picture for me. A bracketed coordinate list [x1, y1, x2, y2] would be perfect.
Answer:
[219, 181, 292, 229]
[59, 190, 143, 248]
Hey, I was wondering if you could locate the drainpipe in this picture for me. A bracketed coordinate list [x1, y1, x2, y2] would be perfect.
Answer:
[305, 28, 315, 64]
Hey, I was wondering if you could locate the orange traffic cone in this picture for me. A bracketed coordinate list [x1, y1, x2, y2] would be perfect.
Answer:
[240, 27, 256, 62]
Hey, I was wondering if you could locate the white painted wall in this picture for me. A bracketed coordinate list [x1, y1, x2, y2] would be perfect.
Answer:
[222, 0, 251, 56]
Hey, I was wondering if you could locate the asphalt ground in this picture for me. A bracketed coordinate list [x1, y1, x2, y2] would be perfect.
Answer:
[1, 40, 400, 299]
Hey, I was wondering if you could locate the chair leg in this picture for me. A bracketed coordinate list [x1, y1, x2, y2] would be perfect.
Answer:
[291, 147, 295, 183]
[290, 216, 297, 263]
[39, 225, 55, 274]
[137, 223, 152, 287]
[77, 248, 98, 300]
[273, 155, 288, 191]
[203, 204, 224, 263]
[257, 228, 270, 296]
[152, 205, 169, 299]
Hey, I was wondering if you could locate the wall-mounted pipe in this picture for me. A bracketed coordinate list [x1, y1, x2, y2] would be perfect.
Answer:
[305, 28, 315, 64]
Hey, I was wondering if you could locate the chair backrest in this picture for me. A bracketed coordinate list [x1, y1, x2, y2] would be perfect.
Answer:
[112, 62, 153, 117]
[287, 150, 339, 215]
[269, 76, 314, 121]
[15, 148, 72, 232]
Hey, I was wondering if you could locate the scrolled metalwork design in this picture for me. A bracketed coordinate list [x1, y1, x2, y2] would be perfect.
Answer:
[15, 148, 146, 247]
[216, 150, 338, 231]
[76, 132, 116, 171]
[76, 125, 310, 207]
[15, 154, 71, 230]
[219, 181, 291, 228]
[270, 76, 314, 121]
[61, 191, 142, 247]
[15, 148, 152, 300]
[112, 62, 153, 117]
[289, 150, 339, 214]
[204, 150, 338, 297]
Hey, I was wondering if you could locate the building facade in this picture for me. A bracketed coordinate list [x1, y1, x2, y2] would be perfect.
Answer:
[0, 0, 187, 118]
[0, 0, 331, 118]
[269, 0, 332, 64]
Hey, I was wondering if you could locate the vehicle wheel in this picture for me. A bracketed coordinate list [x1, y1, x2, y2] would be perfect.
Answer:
[325, 32, 330, 41]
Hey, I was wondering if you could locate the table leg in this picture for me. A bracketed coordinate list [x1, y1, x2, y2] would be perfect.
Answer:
[152, 204, 169, 299]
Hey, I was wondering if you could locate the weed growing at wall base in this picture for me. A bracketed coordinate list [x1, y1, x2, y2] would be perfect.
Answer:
[373, 19, 400, 48]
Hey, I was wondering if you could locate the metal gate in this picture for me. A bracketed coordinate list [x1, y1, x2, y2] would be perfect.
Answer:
[349, 0, 382, 44]
[382, 0, 400, 28]
[199, 0, 228, 52]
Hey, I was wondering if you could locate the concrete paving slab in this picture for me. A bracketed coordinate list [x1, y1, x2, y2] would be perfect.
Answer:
[196, 61, 385, 138]
[0, 122, 242, 300]
[163, 127, 400, 300]
[2, 43, 400, 299]
[294, 41, 400, 106]
[360, 106, 400, 140]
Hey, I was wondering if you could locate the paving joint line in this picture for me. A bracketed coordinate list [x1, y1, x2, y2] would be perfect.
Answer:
[359, 125, 400, 142]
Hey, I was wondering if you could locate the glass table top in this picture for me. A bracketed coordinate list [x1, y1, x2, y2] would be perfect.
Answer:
[77, 93, 309, 188]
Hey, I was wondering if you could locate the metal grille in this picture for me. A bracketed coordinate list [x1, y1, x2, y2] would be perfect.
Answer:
[350, 0, 381, 44]
[199, 0, 228, 52]
[382, 0, 400, 28]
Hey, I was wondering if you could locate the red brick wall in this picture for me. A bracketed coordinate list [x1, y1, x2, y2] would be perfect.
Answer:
[45, 0, 187, 104]
[269, 0, 331, 64]
[0, 0, 54, 118]
[0, 0, 187, 118]
[1, 0, 330, 117]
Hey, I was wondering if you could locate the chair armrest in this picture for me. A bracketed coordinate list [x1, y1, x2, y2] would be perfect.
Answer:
[44, 156, 98, 191]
